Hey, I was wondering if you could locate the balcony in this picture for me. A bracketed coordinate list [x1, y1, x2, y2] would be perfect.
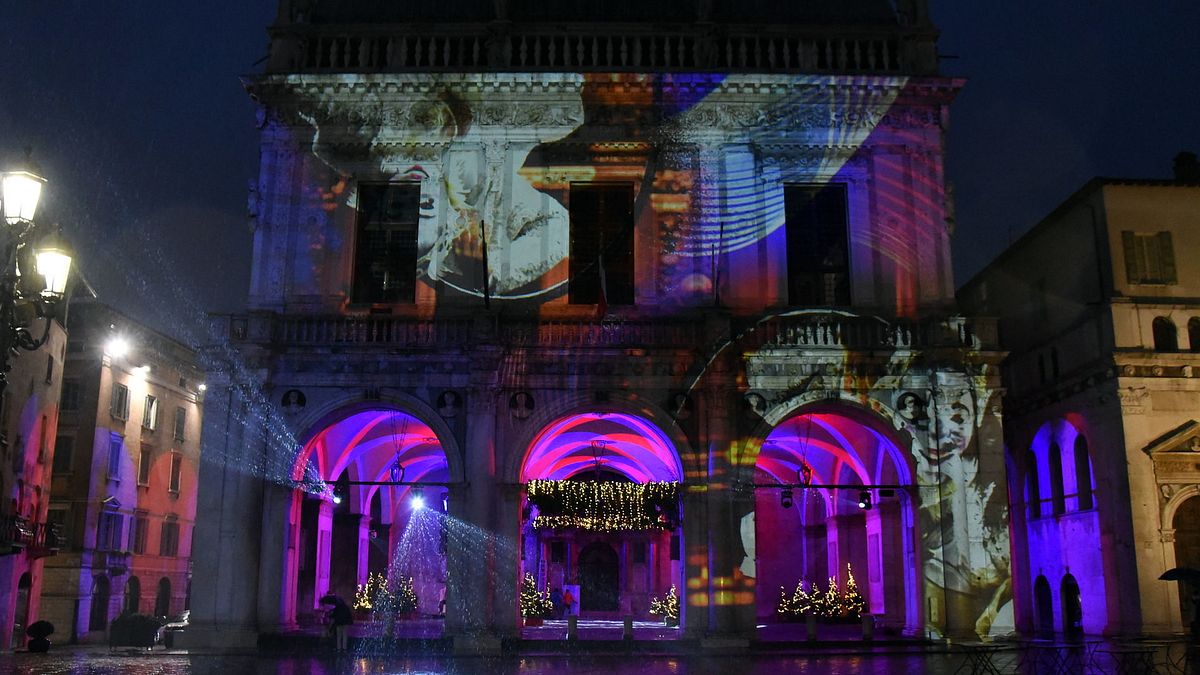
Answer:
[0, 513, 33, 555]
[94, 550, 132, 575]
[26, 522, 62, 560]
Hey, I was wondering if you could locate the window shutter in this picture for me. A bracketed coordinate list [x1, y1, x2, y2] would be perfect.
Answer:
[1158, 231, 1177, 283]
[1121, 231, 1138, 283]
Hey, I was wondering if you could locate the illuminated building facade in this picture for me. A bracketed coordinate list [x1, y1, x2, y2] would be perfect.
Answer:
[960, 155, 1200, 637]
[39, 302, 205, 642]
[188, 0, 1013, 649]
[0, 320, 66, 649]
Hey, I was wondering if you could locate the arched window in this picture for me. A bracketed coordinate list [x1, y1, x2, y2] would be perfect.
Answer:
[1074, 435, 1094, 511]
[1062, 574, 1083, 638]
[1153, 316, 1178, 352]
[1048, 442, 1065, 516]
[1189, 317, 1200, 352]
[155, 577, 172, 618]
[1034, 575, 1054, 636]
[123, 576, 141, 615]
[89, 576, 111, 631]
[1025, 450, 1041, 519]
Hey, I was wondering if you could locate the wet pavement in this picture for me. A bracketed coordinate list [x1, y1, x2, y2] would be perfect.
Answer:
[0, 651, 962, 675]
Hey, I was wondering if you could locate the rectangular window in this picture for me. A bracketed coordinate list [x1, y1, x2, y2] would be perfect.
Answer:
[1122, 230, 1177, 284]
[159, 520, 180, 557]
[142, 395, 159, 430]
[138, 447, 152, 486]
[107, 435, 123, 479]
[351, 183, 420, 304]
[169, 453, 182, 493]
[173, 407, 186, 441]
[785, 184, 850, 306]
[38, 414, 48, 463]
[568, 184, 635, 305]
[47, 506, 71, 547]
[130, 514, 148, 554]
[60, 380, 79, 412]
[98, 511, 124, 551]
[111, 382, 130, 420]
[52, 436, 73, 473]
[45, 355, 54, 384]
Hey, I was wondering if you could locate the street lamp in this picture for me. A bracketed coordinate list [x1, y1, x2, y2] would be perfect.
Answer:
[0, 150, 74, 395]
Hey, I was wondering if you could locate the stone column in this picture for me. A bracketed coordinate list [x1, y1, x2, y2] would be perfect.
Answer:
[443, 483, 471, 637]
[256, 482, 296, 632]
[681, 487, 708, 638]
[314, 500, 333, 602]
[180, 376, 266, 649]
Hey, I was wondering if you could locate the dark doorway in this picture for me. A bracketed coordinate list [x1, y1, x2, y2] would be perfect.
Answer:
[155, 577, 172, 617]
[90, 576, 111, 631]
[1034, 575, 1054, 636]
[1061, 574, 1083, 639]
[12, 573, 31, 648]
[123, 576, 141, 615]
[578, 542, 619, 612]
[1173, 496, 1200, 630]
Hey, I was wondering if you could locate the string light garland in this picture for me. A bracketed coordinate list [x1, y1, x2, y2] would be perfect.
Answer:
[525, 479, 681, 532]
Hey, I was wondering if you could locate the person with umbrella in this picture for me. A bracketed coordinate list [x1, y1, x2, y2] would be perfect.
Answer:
[320, 594, 353, 652]
[1159, 567, 1200, 640]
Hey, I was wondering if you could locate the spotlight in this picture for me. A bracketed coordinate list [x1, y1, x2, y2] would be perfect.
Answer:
[411, 487, 425, 510]
[331, 492, 342, 505]
[780, 488, 794, 509]
[858, 490, 872, 510]
[198, 383, 207, 392]
[105, 336, 130, 359]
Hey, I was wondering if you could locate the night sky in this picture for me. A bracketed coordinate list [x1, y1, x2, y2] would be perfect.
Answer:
[2, 1, 1197, 342]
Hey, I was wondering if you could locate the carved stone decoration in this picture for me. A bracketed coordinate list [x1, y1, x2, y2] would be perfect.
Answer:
[281, 389, 307, 414]
[510, 391, 534, 421]
[437, 390, 462, 418]
[743, 393, 766, 419]
[1119, 386, 1148, 415]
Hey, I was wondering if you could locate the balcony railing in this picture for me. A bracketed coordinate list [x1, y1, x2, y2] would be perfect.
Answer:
[26, 522, 62, 560]
[275, 316, 473, 347]
[0, 513, 33, 555]
[94, 550, 132, 575]
[280, 27, 912, 74]
[501, 319, 703, 348]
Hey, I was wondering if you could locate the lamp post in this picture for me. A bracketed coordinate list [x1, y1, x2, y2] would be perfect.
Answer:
[0, 149, 74, 396]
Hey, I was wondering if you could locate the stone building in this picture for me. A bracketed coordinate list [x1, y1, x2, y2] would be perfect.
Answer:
[959, 153, 1200, 637]
[0, 319, 67, 648]
[188, 0, 1012, 649]
[39, 302, 205, 642]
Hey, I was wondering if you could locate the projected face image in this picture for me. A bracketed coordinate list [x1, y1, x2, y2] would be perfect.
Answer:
[291, 72, 906, 307]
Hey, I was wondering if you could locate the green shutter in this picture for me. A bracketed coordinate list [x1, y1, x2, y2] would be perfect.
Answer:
[1158, 231, 1177, 283]
[1121, 231, 1139, 283]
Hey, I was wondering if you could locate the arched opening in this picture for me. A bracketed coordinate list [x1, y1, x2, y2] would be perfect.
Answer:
[519, 411, 684, 638]
[1073, 436, 1093, 511]
[123, 576, 141, 615]
[1189, 318, 1200, 352]
[288, 407, 452, 638]
[1033, 575, 1054, 636]
[155, 577, 172, 618]
[89, 576, 111, 631]
[1048, 442, 1065, 516]
[1061, 574, 1082, 640]
[754, 407, 920, 638]
[11, 573, 31, 649]
[1025, 450, 1041, 519]
[1172, 495, 1200, 630]
[1153, 316, 1178, 352]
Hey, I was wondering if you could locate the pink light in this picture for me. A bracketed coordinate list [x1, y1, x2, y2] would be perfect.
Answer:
[521, 412, 682, 482]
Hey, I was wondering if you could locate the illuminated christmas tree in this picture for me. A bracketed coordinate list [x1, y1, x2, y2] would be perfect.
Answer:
[649, 585, 679, 623]
[842, 563, 865, 617]
[520, 573, 554, 618]
[394, 575, 418, 613]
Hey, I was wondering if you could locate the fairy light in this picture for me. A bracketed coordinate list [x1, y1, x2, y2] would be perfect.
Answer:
[525, 479, 680, 532]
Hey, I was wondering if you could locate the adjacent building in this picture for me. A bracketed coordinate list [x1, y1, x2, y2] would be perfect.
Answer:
[40, 302, 205, 642]
[188, 0, 1012, 650]
[960, 153, 1200, 636]
[0, 319, 67, 648]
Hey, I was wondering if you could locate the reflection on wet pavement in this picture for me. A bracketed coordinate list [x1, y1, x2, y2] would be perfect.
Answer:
[0, 652, 961, 675]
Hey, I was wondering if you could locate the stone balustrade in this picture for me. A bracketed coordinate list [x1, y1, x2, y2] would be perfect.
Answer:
[269, 26, 921, 75]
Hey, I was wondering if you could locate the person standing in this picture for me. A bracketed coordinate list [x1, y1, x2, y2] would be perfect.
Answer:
[330, 598, 353, 652]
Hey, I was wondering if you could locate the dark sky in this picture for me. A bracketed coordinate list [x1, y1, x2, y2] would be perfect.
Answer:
[2, 1, 1197, 342]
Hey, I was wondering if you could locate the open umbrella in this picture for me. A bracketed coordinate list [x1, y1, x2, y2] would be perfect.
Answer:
[1159, 567, 1200, 583]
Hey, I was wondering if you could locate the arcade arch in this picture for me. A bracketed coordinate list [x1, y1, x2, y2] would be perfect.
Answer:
[747, 404, 922, 636]
[284, 405, 455, 630]
[518, 411, 685, 633]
